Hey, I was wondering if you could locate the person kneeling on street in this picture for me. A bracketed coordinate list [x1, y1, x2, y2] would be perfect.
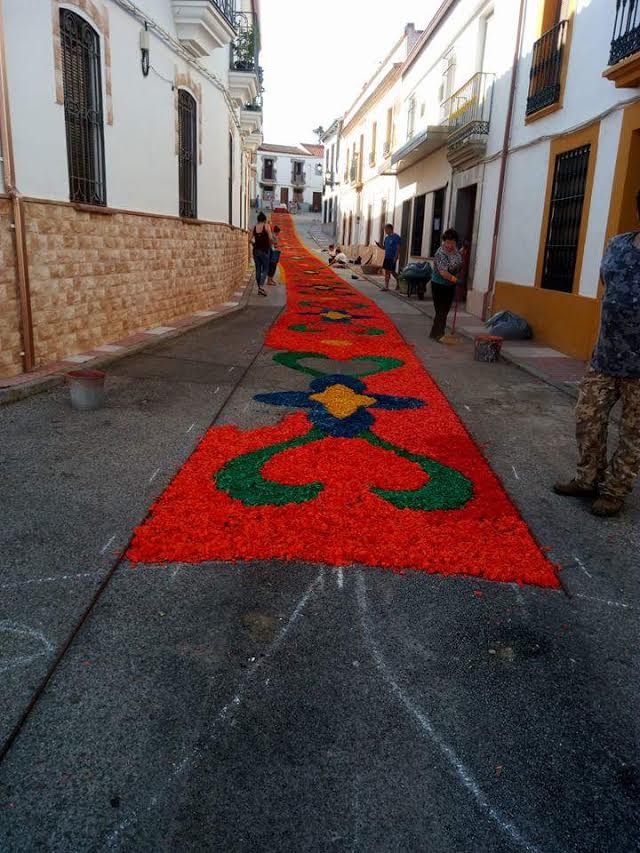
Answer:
[329, 246, 350, 268]
[554, 189, 640, 517]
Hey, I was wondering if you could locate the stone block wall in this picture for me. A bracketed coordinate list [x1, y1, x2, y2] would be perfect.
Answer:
[23, 201, 249, 368]
[0, 198, 23, 378]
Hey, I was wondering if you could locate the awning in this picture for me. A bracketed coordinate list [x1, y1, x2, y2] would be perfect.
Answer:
[387, 126, 449, 173]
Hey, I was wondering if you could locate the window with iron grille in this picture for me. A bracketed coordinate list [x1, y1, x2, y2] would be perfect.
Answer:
[178, 90, 198, 219]
[541, 144, 590, 293]
[60, 9, 106, 206]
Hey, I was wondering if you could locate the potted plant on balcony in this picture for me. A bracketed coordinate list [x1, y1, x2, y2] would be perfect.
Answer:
[232, 27, 255, 72]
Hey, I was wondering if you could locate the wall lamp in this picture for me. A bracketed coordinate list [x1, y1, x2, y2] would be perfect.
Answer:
[140, 22, 150, 77]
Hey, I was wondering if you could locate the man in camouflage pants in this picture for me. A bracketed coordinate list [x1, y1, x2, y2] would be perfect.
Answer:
[555, 190, 640, 517]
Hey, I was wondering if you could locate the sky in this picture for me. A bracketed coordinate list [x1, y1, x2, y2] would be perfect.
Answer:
[259, 0, 440, 145]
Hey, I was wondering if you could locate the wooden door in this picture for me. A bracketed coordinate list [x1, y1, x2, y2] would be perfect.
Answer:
[280, 187, 289, 204]
[312, 192, 322, 212]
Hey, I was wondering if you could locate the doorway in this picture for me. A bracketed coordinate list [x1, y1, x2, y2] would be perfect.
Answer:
[280, 187, 289, 205]
[454, 184, 477, 291]
[399, 200, 412, 269]
[312, 192, 322, 213]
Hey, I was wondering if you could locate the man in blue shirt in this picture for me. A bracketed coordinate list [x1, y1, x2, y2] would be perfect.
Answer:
[554, 190, 640, 517]
[377, 224, 401, 291]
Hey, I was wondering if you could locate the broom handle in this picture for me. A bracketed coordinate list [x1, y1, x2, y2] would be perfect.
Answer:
[451, 284, 460, 334]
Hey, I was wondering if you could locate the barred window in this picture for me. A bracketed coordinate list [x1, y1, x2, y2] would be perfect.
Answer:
[178, 90, 198, 219]
[60, 9, 106, 206]
[541, 144, 590, 293]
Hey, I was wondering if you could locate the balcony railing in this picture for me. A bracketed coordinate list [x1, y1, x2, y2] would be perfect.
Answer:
[609, 0, 640, 66]
[526, 19, 568, 116]
[261, 169, 276, 184]
[291, 170, 306, 187]
[212, 0, 235, 26]
[230, 11, 259, 73]
[443, 72, 494, 145]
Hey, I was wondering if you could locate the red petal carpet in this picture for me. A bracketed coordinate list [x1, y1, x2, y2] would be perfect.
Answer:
[128, 214, 559, 588]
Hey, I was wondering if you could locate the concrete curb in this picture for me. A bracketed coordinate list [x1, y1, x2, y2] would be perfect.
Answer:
[0, 272, 255, 407]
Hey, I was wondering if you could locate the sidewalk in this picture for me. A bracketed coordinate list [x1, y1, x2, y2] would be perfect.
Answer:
[308, 224, 586, 398]
[0, 274, 254, 406]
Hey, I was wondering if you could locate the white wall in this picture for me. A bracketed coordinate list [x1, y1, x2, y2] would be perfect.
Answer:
[495, 143, 549, 286]
[578, 110, 623, 298]
[496, 0, 632, 299]
[5, 0, 249, 225]
[511, 0, 630, 151]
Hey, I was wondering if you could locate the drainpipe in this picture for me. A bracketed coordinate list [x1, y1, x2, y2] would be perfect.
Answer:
[483, 0, 528, 320]
[0, 0, 34, 372]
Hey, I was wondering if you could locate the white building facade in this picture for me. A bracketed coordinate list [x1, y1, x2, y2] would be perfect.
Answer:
[320, 119, 342, 237]
[256, 143, 324, 212]
[0, 0, 263, 378]
[491, 0, 640, 358]
[330, 0, 640, 359]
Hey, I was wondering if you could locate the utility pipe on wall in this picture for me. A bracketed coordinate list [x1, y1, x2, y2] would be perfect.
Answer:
[0, 0, 34, 373]
[483, 0, 528, 320]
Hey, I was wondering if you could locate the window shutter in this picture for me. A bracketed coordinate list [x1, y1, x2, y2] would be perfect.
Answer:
[60, 9, 106, 205]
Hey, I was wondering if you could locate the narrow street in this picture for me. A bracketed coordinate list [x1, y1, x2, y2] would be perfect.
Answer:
[0, 215, 638, 852]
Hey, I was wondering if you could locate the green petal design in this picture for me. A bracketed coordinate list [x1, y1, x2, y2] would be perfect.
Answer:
[216, 429, 325, 506]
[363, 433, 473, 511]
[273, 351, 404, 378]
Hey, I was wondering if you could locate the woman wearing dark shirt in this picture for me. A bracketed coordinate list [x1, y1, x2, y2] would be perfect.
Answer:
[251, 212, 272, 296]
[430, 229, 463, 341]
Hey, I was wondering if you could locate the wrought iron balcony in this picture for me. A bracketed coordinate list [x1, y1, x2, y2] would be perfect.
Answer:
[441, 72, 494, 167]
[261, 169, 276, 185]
[605, 0, 640, 86]
[212, 0, 235, 24]
[444, 72, 494, 143]
[610, 0, 640, 65]
[526, 19, 568, 116]
[230, 12, 259, 72]
[291, 170, 306, 187]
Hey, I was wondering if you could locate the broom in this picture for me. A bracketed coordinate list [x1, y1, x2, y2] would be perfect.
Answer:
[440, 283, 463, 345]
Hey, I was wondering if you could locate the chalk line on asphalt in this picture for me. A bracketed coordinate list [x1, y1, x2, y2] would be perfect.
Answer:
[356, 571, 544, 853]
[106, 570, 325, 849]
[0, 621, 54, 675]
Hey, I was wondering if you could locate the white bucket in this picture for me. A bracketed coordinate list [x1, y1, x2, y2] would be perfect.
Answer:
[68, 369, 106, 411]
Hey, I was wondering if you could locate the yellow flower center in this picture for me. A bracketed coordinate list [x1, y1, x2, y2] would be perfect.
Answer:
[310, 384, 376, 420]
[325, 310, 350, 320]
